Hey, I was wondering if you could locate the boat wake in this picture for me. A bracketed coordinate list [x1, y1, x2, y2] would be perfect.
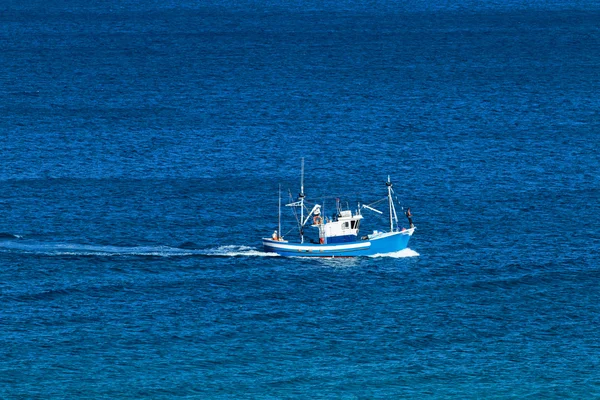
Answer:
[0, 232, 23, 239]
[369, 248, 420, 258]
[203, 245, 279, 257]
[0, 241, 278, 258]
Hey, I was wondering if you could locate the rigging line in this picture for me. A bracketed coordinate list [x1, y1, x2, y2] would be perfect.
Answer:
[291, 204, 300, 227]
[392, 190, 406, 209]
[394, 195, 404, 208]
[286, 188, 312, 231]
[364, 197, 388, 208]
[283, 227, 296, 237]
[286, 189, 315, 206]
[307, 191, 382, 201]
[287, 190, 301, 227]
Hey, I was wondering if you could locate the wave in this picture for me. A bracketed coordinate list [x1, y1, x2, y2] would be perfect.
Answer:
[178, 241, 199, 249]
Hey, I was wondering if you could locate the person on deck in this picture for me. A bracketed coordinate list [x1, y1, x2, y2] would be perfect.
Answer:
[405, 208, 414, 229]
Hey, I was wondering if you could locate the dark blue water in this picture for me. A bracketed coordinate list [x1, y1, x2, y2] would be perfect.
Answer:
[2, 1, 600, 397]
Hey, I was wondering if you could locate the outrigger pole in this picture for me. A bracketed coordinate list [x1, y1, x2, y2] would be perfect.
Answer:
[278, 184, 282, 240]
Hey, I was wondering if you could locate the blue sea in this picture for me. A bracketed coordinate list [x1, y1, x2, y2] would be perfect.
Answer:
[1, 0, 599, 398]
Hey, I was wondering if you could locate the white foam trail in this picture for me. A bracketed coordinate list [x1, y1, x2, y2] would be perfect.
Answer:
[0, 233, 22, 239]
[0, 241, 278, 258]
[204, 245, 280, 257]
[369, 248, 420, 258]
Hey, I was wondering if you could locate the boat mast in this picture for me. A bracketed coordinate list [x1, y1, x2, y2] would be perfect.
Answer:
[386, 176, 394, 232]
[278, 184, 282, 240]
[299, 158, 305, 243]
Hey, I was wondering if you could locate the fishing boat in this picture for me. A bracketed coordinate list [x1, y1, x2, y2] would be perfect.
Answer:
[262, 160, 415, 257]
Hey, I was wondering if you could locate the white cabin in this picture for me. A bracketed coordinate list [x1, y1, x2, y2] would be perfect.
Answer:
[312, 208, 363, 244]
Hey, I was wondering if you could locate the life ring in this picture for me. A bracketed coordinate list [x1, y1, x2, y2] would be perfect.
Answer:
[313, 215, 323, 225]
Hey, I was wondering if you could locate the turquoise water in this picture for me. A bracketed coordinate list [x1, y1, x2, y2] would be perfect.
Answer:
[1, 1, 599, 398]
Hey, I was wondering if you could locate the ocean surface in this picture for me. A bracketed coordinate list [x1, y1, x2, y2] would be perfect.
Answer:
[1, 0, 599, 398]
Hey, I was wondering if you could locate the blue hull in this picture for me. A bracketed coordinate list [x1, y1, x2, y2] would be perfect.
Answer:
[263, 229, 414, 257]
